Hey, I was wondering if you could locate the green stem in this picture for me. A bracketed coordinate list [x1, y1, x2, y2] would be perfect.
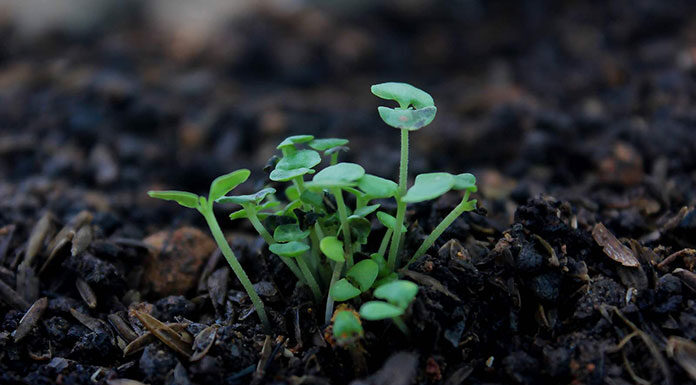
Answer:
[391, 316, 409, 335]
[330, 152, 338, 165]
[245, 205, 306, 285]
[378, 228, 393, 257]
[202, 209, 270, 332]
[388, 129, 409, 272]
[324, 260, 344, 323]
[407, 191, 472, 267]
[296, 254, 322, 302]
[332, 187, 354, 268]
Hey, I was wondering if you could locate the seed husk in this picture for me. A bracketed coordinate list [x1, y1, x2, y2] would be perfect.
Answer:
[190, 324, 218, 362]
[592, 223, 639, 267]
[0, 277, 30, 310]
[130, 310, 193, 358]
[26, 212, 55, 266]
[71, 225, 93, 257]
[13, 297, 47, 342]
[76, 278, 97, 309]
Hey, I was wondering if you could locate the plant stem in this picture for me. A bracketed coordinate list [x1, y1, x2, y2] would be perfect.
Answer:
[324, 260, 344, 323]
[202, 209, 270, 332]
[332, 187, 354, 268]
[244, 205, 306, 285]
[296, 254, 322, 302]
[391, 316, 409, 335]
[330, 152, 339, 165]
[407, 191, 472, 267]
[378, 228, 392, 257]
[387, 129, 409, 271]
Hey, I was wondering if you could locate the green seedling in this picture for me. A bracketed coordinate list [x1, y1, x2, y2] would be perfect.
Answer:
[359, 280, 418, 334]
[148, 170, 270, 332]
[332, 308, 364, 346]
[309, 138, 349, 165]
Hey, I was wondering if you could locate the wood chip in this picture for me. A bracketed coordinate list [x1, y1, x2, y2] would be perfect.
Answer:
[0, 277, 30, 310]
[592, 223, 639, 267]
[76, 278, 97, 309]
[666, 336, 696, 382]
[13, 297, 47, 342]
[130, 310, 193, 358]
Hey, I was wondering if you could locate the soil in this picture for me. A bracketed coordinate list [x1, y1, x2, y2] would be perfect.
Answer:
[2, 1, 696, 384]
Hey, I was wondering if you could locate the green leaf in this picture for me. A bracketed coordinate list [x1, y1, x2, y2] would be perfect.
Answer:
[402, 172, 454, 203]
[269, 241, 309, 257]
[371, 82, 434, 109]
[359, 301, 404, 320]
[333, 310, 363, 344]
[340, 216, 371, 245]
[216, 187, 276, 205]
[374, 280, 418, 309]
[229, 209, 248, 220]
[300, 189, 325, 210]
[353, 204, 380, 218]
[377, 106, 437, 131]
[276, 149, 321, 171]
[370, 253, 389, 278]
[357, 174, 398, 198]
[320, 236, 345, 262]
[273, 224, 310, 242]
[325, 146, 349, 156]
[208, 169, 251, 203]
[376, 211, 407, 233]
[346, 260, 378, 292]
[285, 185, 300, 201]
[308, 138, 349, 152]
[310, 163, 365, 188]
[148, 190, 200, 209]
[330, 278, 361, 301]
[374, 272, 398, 287]
[278, 200, 303, 217]
[453, 173, 477, 192]
[277, 135, 315, 150]
[270, 167, 313, 182]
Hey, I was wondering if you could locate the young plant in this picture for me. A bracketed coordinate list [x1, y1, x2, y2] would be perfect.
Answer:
[148, 170, 270, 332]
[359, 280, 418, 334]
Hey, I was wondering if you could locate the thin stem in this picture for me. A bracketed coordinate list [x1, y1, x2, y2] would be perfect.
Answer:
[391, 317, 409, 335]
[202, 209, 270, 332]
[387, 129, 409, 272]
[378, 228, 393, 257]
[407, 191, 472, 267]
[296, 254, 322, 302]
[324, 260, 344, 323]
[330, 152, 338, 165]
[332, 187, 354, 268]
[245, 205, 306, 285]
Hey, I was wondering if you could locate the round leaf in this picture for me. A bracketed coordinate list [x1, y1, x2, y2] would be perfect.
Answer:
[330, 278, 361, 301]
[208, 169, 251, 203]
[216, 187, 276, 205]
[333, 310, 363, 344]
[276, 150, 321, 171]
[402, 172, 454, 203]
[340, 216, 371, 245]
[359, 301, 404, 320]
[311, 163, 365, 188]
[376, 211, 407, 233]
[377, 106, 437, 131]
[268, 241, 309, 258]
[320, 236, 345, 262]
[273, 224, 310, 242]
[346, 260, 378, 292]
[148, 190, 199, 209]
[453, 173, 477, 192]
[309, 138, 349, 152]
[374, 280, 418, 309]
[353, 204, 380, 218]
[277, 135, 314, 150]
[270, 167, 313, 182]
[371, 82, 434, 109]
[357, 174, 398, 198]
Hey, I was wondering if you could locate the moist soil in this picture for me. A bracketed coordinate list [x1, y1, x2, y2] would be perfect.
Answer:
[2, 1, 696, 384]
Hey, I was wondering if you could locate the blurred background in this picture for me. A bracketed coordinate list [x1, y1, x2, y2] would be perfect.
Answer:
[1, 0, 696, 232]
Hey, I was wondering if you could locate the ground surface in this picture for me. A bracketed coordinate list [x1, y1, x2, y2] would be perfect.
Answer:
[2, 1, 696, 384]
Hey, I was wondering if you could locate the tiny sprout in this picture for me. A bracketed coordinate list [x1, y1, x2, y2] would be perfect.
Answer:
[359, 280, 418, 334]
[333, 308, 364, 346]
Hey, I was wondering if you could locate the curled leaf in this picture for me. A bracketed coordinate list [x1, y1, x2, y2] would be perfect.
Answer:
[371, 82, 434, 109]
[148, 191, 199, 209]
[277, 135, 315, 150]
[209, 169, 251, 203]
[216, 187, 275, 205]
[377, 106, 437, 131]
[309, 138, 349, 152]
[453, 173, 477, 192]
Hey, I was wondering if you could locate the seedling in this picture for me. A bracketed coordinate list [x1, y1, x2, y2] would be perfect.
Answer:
[148, 170, 270, 332]
[332, 307, 364, 346]
[359, 280, 418, 334]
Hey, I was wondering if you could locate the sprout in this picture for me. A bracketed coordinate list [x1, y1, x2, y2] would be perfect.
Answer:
[332, 308, 364, 347]
[359, 280, 418, 334]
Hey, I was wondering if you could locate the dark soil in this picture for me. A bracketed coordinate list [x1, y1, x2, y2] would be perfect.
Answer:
[2, 1, 696, 384]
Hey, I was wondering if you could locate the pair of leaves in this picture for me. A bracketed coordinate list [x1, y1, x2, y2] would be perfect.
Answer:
[402, 172, 477, 203]
[372, 82, 437, 131]
[329, 259, 379, 301]
[359, 280, 418, 320]
[149, 169, 252, 210]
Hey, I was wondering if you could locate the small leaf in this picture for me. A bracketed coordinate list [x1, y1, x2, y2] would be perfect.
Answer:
[276, 150, 321, 171]
[300, 189, 325, 210]
[370, 253, 389, 278]
[359, 301, 404, 320]
[346, 260, 378, 292]
[374, 272, 398, 287]
[273, 224, 310, 242]
[277, 135, 314, 150]
[326, 146, 349, 156]
[216, 187, 276, 205]
[229, 209, 248, 220]
[320, 236, 345, 262]
[310, 162, 365, 188]
[340, 216, 371, 245]
[148, 190, 200, 209]
[208, 170, 251, 203]
[377, 106, 437, 131]
[277, 200, 303, 218]
[402, 172, 454, 203]
[270, 168, 313, 182]
[371, 82, 434, 109]
[374, 280, 418, 309]
[376, 211, 407, 233]
[309, 138, 349, 152]
[357, 174, 398, 198]
[285, 185, 300, 201]
[453, 173, 477, 192]
[353, 204, 380, 218]
[269, 241, 310, 258]
[333, 310, 363, 344]
[330, 279, 361, 301]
